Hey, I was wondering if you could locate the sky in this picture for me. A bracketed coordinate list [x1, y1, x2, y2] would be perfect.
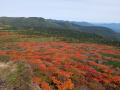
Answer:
[0, 0, 120, 23]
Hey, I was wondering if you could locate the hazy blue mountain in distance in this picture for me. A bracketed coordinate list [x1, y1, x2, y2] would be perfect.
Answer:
[50, 19, 120, 41]
[50, 20, 94, 26]
[0, 17, 119, 40]
[93, 23, 120, 33]
[72, 21, 120, 40]
[69, 20, 120, 33]
[67, 20, 120, 33]
[93, 23, 120, 41]
[72, 21, 94, 26]
[50, 19, 119, 40]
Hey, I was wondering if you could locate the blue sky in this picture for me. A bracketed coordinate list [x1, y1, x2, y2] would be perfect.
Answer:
[0, 0, 120, 22]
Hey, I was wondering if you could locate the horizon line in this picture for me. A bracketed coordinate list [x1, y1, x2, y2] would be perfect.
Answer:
[0, 16, 120, 23]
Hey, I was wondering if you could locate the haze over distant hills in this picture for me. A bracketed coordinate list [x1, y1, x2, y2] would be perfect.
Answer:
[0, 17, 120, 41]
[50, 19, 120, 33]
[49, 19, 120, 40]
[94, 23, 120, 33]
[70, 21, 120, 33]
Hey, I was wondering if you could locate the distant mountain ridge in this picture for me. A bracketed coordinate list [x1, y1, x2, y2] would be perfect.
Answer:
[0, 17, 61, 28]
[72, 21, 94, 26]
[69, 20, 120, 33]
[50, 19, 119, 40]
[0, 17, 119, 40]
[94, 23, 120, 32]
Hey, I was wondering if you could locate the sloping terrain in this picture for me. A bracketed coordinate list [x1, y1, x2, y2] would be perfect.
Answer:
[71, 21, 94, 26]
[50, 20, 119, 39]
[70, 21, 120, 33]
[94, 23, 120, 32]
[0, 26, 120, 90]
[0, 17, 60, 28]
[0, 17, 119, 40]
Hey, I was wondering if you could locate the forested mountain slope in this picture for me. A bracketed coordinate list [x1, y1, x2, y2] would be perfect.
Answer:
[0, 25, 120, 90]
[0, 17, 119, 40]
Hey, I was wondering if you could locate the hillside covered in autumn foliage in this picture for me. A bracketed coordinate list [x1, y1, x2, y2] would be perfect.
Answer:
[0, 25, 120, 90]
